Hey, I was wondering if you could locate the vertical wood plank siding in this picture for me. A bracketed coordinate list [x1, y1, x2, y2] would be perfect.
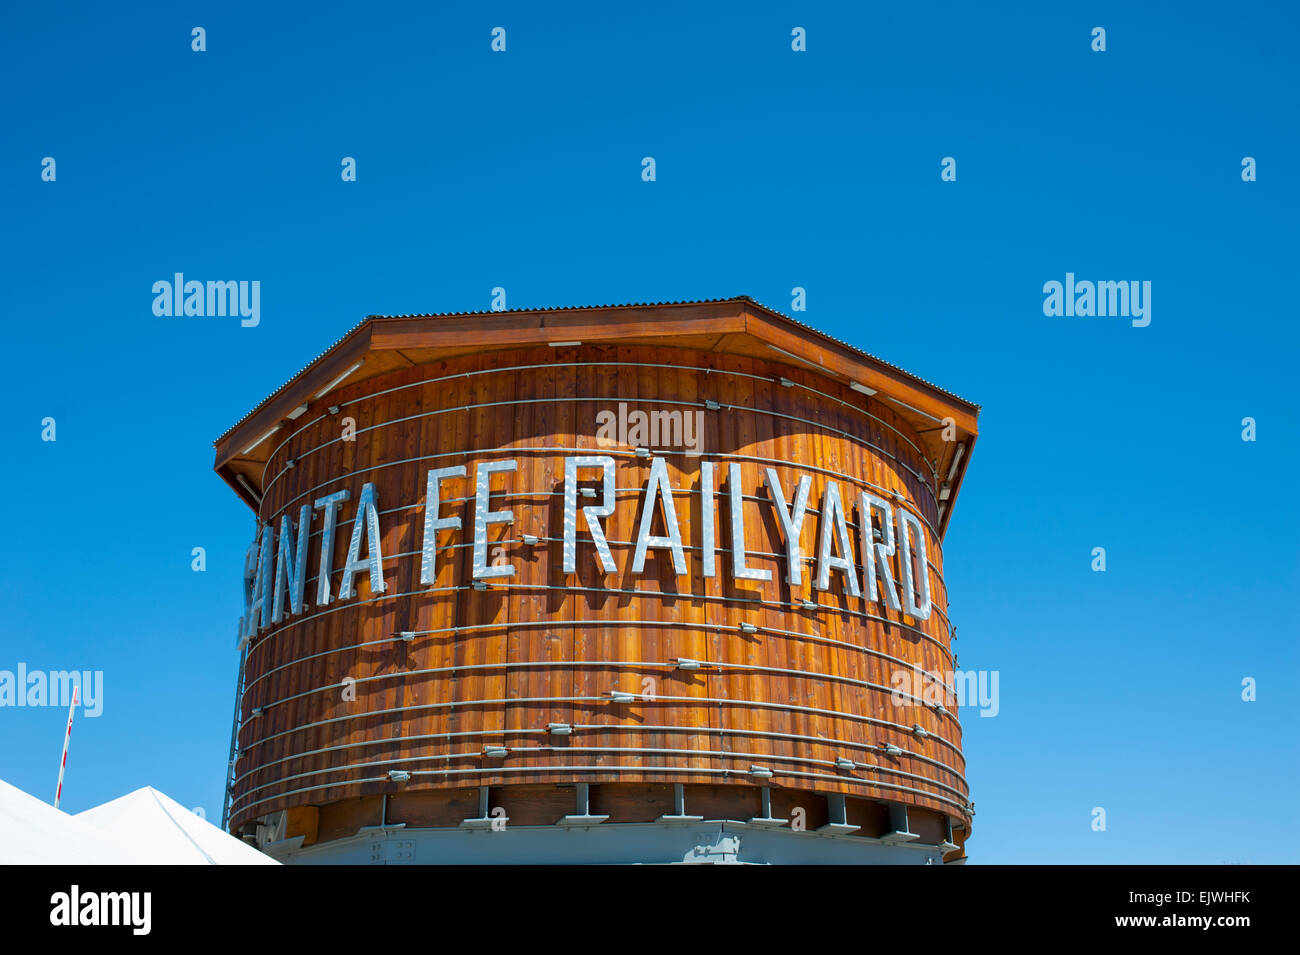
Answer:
[230, 344, 967, 832]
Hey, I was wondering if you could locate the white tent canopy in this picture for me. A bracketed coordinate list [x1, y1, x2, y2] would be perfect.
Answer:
[0, 778, 141, 864]
[77, 786, 278, 865]
[0, 778, 278, 865]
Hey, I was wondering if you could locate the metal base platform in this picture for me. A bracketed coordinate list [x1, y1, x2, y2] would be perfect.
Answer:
[264, 819, 955, 865]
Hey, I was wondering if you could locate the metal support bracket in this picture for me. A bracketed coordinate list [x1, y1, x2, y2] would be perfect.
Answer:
[817, 792, 860, 834]
[558, 782, 610, 826]
[656, 782, 704, 823]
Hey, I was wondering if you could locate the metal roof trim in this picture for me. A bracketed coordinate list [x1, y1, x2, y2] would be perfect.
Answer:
[213, 296, 978, 446]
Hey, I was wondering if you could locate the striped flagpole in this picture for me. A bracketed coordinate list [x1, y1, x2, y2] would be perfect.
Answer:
[53, 686, 79, 809]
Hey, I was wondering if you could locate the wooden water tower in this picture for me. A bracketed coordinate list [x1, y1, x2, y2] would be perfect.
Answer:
[213, 297, 978, 864]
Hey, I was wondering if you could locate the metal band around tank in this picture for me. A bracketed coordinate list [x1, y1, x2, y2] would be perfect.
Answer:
[233, 721, 969, 792]
[232, 743, 970, 810]
[239, 659, 963, 737]
[231, 761, 971, 820]
[237, 692, 966, 760]
[260, 394, 939, 511]
[241, 580, 957, 671]
[241, 617, 959, 698]
[258, 359, 940, 486]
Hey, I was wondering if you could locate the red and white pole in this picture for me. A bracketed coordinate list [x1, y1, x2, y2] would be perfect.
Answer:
[54, 686, 79, 809]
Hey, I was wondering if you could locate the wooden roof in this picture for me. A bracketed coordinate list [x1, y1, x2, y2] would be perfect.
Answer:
[213, 297, 979, 534]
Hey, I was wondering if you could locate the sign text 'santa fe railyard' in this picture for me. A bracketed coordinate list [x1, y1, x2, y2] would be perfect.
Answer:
[238, 457, 933, 647]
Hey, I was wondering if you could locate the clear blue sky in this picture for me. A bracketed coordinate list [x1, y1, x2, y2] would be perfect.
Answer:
[1, 2, 1295, 863]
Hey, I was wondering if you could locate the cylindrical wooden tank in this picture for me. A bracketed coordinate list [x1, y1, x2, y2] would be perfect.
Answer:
[215, 299, 978, 864]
